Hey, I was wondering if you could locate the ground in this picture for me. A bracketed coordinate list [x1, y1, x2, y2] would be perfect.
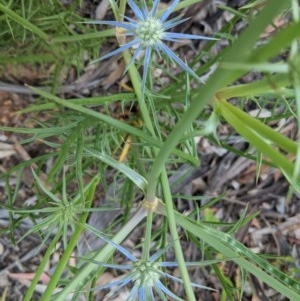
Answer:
[0, 0, 300, 300]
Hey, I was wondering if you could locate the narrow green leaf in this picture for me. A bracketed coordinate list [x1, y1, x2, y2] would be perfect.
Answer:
[220, 62, 288, 73]
[157, 202, 300, 300]
[217, 99, 297, 155]
[0, 3, 49, 42]
[216, 73, 289, 99]
[18, 93, 135, 114]
[39, 176, 99, 301]
[85, 147, 148, 191]
[51, 29, 115, 43]
[26, 85, 199, 166]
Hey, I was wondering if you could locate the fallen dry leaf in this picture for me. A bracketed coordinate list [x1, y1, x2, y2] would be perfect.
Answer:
[9, 272, 51, 284]
[0, 142, 15, 159]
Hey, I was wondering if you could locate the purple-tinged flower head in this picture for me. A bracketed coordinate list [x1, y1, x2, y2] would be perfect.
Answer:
[87, 236, 215, 300]
[86, 0, 218, 93]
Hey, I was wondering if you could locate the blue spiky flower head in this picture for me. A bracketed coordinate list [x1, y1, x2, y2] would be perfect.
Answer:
[87, 0, 218, 93]
[85, 235, 215, 300]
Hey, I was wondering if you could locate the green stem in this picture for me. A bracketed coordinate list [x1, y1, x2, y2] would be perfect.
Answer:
[123, 49, 156, 137]
[112, 0, 155, 137]
[290, 0, 300, 184]
[40, 223, 87, 300]
[23, 231, 62, 301]
[143, 211, 153, 260]
[118, 0, 127, 21]
[40, 178, 98, 301]
[55, 207, 147, 301]
[161, 168, 196, 301]
[118, 1, 159, 261]
[145, 96, 206, 201]
[123, 49, 158, 258]
[145, 0, 290, 202]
